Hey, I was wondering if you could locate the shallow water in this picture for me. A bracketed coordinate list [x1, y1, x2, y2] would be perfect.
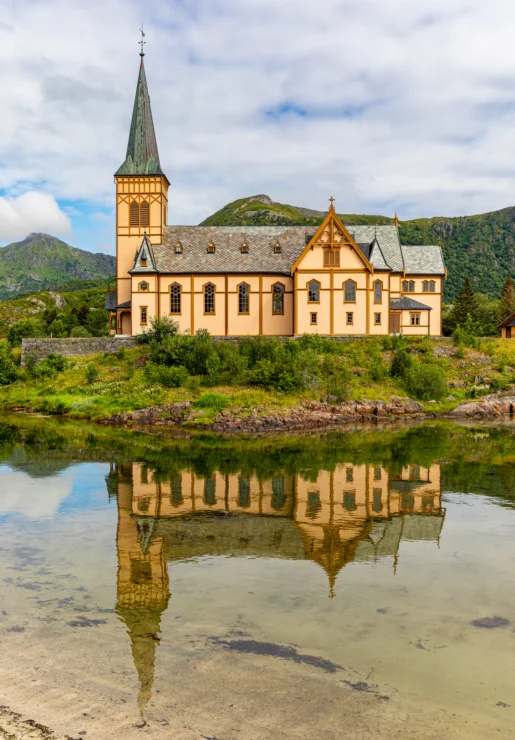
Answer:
[0, 418, 515, 738]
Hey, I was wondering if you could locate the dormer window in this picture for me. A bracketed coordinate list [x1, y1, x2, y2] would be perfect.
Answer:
[241, 242, 249, 253]
[207, 242, 215, 253]
[175, 241, 183, 254]
[273, 241, 282, 254]
[140, 257, 148, 267]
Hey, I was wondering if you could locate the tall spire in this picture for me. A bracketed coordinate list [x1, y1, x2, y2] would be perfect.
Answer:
[116, 38, 165, 178]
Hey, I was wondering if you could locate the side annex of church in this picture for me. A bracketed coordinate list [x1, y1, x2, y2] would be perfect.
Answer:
[107, 50, 446, 338]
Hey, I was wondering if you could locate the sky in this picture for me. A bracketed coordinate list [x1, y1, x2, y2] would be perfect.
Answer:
[3, 0, 515, 254]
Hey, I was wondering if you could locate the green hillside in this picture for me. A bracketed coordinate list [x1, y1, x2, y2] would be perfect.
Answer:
[201, 195, 515, 300]
[0, 233, 115, 300]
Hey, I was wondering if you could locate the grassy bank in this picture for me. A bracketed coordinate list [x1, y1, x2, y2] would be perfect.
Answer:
[1, 323, 515, 424]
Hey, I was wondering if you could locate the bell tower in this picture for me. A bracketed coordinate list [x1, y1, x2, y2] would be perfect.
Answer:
[114, 40, 169, 307]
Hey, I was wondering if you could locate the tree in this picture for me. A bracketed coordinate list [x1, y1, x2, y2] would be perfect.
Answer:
[499, 275, 515, 323]
[453, 275, 476, 328]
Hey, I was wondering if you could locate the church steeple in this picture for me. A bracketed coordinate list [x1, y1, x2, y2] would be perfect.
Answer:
[116, 50, 165, 178]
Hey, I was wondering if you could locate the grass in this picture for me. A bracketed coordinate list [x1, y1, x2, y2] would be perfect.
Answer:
[1, 336, 515, 426]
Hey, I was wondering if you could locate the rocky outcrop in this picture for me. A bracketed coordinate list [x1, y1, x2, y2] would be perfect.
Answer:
[447, 396, 515, 418]
[97, 398, 424, 432]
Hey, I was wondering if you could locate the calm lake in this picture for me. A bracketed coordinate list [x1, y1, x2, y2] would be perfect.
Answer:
[0, 417, 514, 739]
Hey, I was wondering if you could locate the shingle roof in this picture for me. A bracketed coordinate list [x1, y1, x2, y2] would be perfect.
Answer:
[104, 290, 116, 311]
[130, 224, 445, 277]
[390, 297, 432, 311]
[499, 311, 515, 328]
[130, 234, 157, 274]
[115, 58, 165, 178]
[401, 245, 445, 275]
[116, 300, 132, 309]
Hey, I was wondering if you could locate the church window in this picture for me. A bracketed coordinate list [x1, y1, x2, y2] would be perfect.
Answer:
[130, 559, 152, 585]
[409, 280, 415, 292]
[402, 280, 409, 292]
[323, 248, 340, 267]
[273, 241, 282, 254]
[346, 312, 353, 325]
[130, 201, 139, 226]
[346, 467, 354, 483]
[271, 477, 286, 510]
[241, 242, 249, 253]
[308, 280, 320, 303]
[140, 257, 147, 267]
[272, 283, 284, 315]
[409, 465, 421, 480]
[410, 313, 420, 325]
[171, 476, 183, 506]
[423, 280, 429, 292]
[375, 313, 381, 325]
[175, 242, 183, 254]
[344, 280, 356, 303]
[310, 312, 317, 325]
[374, 467, 382, 480]
[207, 241, 215, 253]
[306, 491, 322, 519]
[238, 477, 250, 508]
[140, 306, 147, 325]
[430, 280, 435, 292]
[170, 283, 181, 314]
[204, 477, 216, 506]
[238, 283, 250, 314]
[139, 282, 149, 292]
[140, 201, 150, 228]
[204, 283, 215, 314]
[373, 489, 383, 513]
[374, 280, 382, 303]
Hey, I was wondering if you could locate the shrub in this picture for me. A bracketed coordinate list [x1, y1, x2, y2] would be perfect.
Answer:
[141, 316, 180, 344]
[85, 364, 99, 384]
[0, 344, 18, 385]
[70, 326, 91, 338]
[144, 363, 189, 388]
[7, 318, 45, 346]
[404, 362, 448, 401]
[369, 357, 388, 382]
[35, 354, 70, 379]
[115, 346, 127, 360]
[325, 372, 350, 402]
[194, 392, 230, 411]
[390, 348, 413, 378]
[453, 325, 477, 349]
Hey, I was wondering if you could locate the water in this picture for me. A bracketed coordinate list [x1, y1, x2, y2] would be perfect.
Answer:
[0, 418, 515, 739]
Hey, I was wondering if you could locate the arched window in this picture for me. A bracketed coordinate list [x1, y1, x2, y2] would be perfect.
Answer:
[130, 201, 139, 226]
[308, 280, 320, 303]
[323, 248, 340, 267]
[430, 280, 435, 292]
[402, 280, 409, 292]
[204, 283, 215, 314]
[170, 283, 181, 314]
[272, 283, 284, 315]
[207, 241, 215, 253]
[238, 283, 250, 314]
[374, 280, 382, 303]
[409, 280, 415, 292]
[423, 280, 429, 292]
[140, 201, 149, 227]
[344, 280, 356, 303]
[241, 242, 249, 253]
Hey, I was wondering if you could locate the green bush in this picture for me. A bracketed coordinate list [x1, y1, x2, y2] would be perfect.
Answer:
[141, 316, 180, 344]
[390, 348, 413, 378]
[404, 362, 448, 401]
[70, 326, 91, 338]
[85, 364, 99, 384]
[7, 318, 45, 346]
[35, 354, 70, 379]
[0, 344, 18, 385]
[453, 325, 477, 349]
[369, 357, 388, 382]
[144, 363, 189, 388]
[194, 392, 230, 411]
[325, 371, 350, 402]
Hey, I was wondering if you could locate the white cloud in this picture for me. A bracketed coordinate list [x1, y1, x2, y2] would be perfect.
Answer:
[0, 466, 74, 519]
[2, 0, 515, 234]
[0, 191, 72, 242]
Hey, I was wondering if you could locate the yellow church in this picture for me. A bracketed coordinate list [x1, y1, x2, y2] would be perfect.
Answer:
[107, 49, 446, 338]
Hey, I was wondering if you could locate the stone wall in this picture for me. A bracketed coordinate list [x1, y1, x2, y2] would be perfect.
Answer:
[21, 337, 139, 366]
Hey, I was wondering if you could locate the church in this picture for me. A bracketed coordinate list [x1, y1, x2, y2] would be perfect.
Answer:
[107, 49, 446, 337]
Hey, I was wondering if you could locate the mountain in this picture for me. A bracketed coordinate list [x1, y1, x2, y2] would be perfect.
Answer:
[201, 195, 515, 300]
[0, 233, 115, 301]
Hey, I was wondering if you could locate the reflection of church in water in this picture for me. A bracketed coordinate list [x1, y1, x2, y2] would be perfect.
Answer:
[107, 462, 444, 712]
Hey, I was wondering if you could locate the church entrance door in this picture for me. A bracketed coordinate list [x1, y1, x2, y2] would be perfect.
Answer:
[389, 313, 400, 334]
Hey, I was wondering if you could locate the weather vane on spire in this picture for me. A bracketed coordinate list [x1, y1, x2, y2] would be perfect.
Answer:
[139, 24, 146, 57]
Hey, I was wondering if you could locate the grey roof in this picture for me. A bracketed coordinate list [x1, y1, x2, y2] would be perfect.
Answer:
[130, 234, 157, 274]
[390, 297, 432, 311]
[499, 311, 515, 328]
[104, 290, 116, 311]
[129, 223, 445, 276]
[116, 300, 132, 309]
[115, 58, 165, 178]
[401, 245, 445, 275]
